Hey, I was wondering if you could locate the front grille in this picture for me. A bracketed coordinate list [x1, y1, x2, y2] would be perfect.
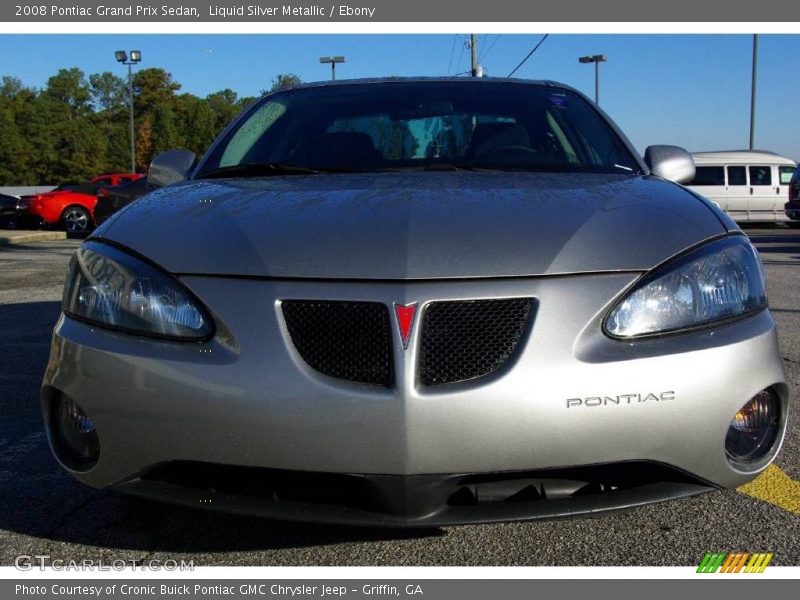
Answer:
[282, 300, 393, 386]
[420, 298, 533, 386]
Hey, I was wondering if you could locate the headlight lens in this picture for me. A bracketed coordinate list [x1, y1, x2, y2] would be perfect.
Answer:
[16, 199, 29, 211]
[63, 241, 213, 340]
[605, 236, 766, 338]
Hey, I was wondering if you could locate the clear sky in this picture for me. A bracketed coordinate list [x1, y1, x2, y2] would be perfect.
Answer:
[1, 34, 798, 160]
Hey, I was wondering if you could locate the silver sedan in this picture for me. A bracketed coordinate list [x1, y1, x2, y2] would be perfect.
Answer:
[42, 78, 789, 526]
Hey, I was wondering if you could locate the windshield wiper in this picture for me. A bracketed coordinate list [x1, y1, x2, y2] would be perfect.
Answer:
[379, 164, 481, 172]
[199, 163, 327, 179]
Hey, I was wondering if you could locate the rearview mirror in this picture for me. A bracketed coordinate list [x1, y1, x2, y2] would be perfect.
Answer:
[148, 149, 197, 188]
[644, 145, 695, 185]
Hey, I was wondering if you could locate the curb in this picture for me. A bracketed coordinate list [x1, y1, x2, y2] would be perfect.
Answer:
[0, 231, 67, 247]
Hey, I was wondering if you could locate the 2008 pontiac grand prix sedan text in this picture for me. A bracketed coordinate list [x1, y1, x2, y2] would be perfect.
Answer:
[42, 78, 789, 526]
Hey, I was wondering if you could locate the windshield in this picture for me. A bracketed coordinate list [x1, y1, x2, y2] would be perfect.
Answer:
[197, 81, 640, 177]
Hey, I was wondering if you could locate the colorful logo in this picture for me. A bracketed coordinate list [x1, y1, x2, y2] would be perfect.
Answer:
[697, 552, 773, 573]
[394, 303, 417, 349]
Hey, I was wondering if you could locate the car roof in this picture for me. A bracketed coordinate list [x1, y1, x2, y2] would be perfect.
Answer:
[270, 76, 577, 95]
[91, 173, 140, 180]
[692, 150, 796, 166]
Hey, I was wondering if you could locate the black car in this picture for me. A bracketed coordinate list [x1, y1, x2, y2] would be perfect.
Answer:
[0, 193, 27, 228]
[94, 176, 154, 226]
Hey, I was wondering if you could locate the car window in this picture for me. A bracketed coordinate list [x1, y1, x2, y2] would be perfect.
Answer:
[201, 82, 640, 176]
[779, 166, 795, 185]
[219, 101, 288, 167]
[689, 166, 725, 186]
[727, 166, 747, 186]
[749, 166, 772, 186]
[72, 181, 102, 195]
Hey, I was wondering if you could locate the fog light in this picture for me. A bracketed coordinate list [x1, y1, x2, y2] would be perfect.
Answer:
[725, 390, 780, 463]
[52, 394, 99, 466]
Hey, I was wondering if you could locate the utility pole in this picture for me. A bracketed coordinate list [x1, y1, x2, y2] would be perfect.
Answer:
[470, 34, 478, 77]
[749, 34, 758, 150]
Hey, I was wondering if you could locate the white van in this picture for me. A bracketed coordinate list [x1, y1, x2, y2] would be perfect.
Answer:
[686, 150, 797, 223]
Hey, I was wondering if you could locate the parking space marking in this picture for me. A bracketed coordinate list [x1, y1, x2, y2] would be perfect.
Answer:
[737, 465, 800, 515]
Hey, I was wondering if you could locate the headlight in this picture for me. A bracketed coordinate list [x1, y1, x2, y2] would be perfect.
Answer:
[63, 241, 213, 340]
[16, 199, 29, 211]
[605, 236, 766, 338]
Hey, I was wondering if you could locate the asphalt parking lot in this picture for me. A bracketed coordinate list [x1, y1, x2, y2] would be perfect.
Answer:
[0, 227, 798, 566]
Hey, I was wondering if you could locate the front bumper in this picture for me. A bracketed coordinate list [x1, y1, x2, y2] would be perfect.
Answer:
[42, 273, 789, 524]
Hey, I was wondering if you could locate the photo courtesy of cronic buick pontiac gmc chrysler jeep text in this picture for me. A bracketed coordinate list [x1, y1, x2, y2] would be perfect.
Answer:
[42, 78, 789, 526]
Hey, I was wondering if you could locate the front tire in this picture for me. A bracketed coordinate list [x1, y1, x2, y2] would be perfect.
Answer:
[61, 206, 92, 234]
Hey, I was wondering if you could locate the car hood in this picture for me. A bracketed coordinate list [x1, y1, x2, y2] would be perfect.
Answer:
[96, 172, 726, 279]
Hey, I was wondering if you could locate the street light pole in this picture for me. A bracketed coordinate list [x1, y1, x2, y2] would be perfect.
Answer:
[749, 34, 758, 150]
[320, 56, 345, 81]
[126, 63, 134, 173]
[115, 50, 141, 173]
[594, 60, 600, 106]
[578, 54, 607, 105]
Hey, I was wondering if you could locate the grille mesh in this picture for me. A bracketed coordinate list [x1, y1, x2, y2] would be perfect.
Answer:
[420, 298, 533, 386]
[282, 300, 393, 386]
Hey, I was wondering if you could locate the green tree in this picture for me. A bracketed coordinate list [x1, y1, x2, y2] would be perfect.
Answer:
[132, 67, 181, 115]
[0, 79, 39, 184]
[0, 68, 309, 185]
[0, 76, 24, 99]
[266, 73, 302, 93]
[38, 69, 107, 182]
[206, 88, 241, 132]
[89, 71, 127, 112]
[175, 94, 217, 157]
[150, 105, 182, 158]
[44, 68, 92, 116]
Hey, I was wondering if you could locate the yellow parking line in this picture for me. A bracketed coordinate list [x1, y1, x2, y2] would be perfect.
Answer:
[737, 465, 800, 515]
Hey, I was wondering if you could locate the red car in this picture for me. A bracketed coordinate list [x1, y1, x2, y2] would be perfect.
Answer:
[23, 173, 144, 233]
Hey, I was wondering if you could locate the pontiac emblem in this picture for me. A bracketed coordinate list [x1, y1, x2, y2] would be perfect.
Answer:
[394, 303, 417, 349]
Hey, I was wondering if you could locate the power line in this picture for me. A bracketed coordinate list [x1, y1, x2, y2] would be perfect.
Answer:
[446, 34, 458, 74]
[507, 34, 549, 78]
[483, 33, 503, 60]
[479, 34, 501, 63]
[455, 35, 467, 76]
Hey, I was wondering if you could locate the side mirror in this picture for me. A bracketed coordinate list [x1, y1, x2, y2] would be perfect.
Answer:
[148, 149, 197, 188]
[644, 145, 695, 185]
